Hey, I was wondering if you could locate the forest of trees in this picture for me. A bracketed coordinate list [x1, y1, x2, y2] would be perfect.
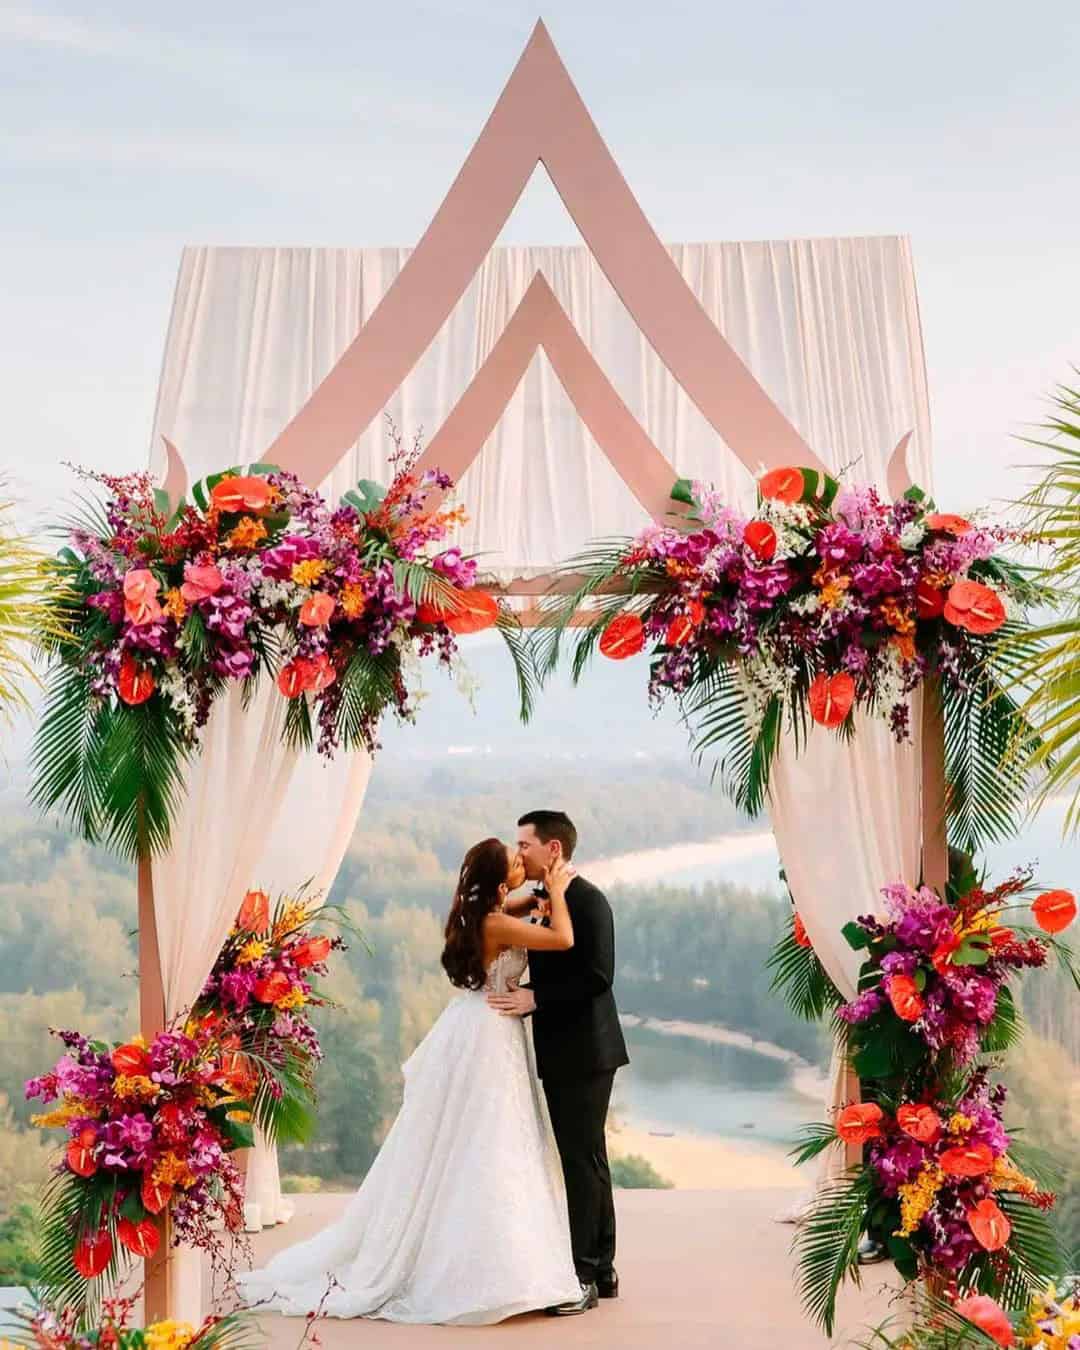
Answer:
[1, 754, 1078, 1277]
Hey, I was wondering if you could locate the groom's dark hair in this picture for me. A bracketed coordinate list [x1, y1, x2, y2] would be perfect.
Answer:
[518, 810, 577, 860]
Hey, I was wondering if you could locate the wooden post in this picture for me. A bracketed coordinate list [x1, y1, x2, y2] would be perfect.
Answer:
[921, 676, 949, 892]
[137, 855, 173, 1322]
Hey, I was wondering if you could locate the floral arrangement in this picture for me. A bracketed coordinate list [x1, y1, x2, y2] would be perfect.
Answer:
[856, 1280, 1080, 1348]
[775, 861, 1077, 1335]
[25, 1022, 254, 1315]
[31, 434, 531, 857]
[189, 887, 347, 1145]
[538, 468, 1040, 841]
[6, 1296, 261, 1350]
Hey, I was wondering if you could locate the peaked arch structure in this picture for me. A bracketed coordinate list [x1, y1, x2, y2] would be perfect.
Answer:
[266, 20, 828, 487]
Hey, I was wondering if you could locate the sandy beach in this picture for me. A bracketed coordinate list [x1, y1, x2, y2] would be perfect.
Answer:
[583, 831, 778, 888]
[608, 1119, 804, 1190]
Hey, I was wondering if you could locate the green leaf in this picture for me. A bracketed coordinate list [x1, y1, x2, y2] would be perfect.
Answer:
[246, 462, 281, 476]
[952, 935, 991, 966]
[842, 921, 871, 951]
[903, 484, 928, 505]
[800, 468, 840, 507]
[670, 477, 697, 506]
[345, 479, 388, 514]
[794, 1170, 875, 1335]
[766, 917, 843, 1021]
[913, 967, 927, 991]
[118, 1189, 147, 1222]
[152, 487, 172, 517]
[496, 608, 538, 725]
[221, 1116, 255, 1150]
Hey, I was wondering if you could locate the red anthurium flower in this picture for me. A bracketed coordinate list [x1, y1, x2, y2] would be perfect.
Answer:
[237, 889, 270, 933]
[599, 614, 645, 660]
[967, 1197, 1012, 1252]
[292, 935, 332, 968]
[835, 1102, 884, 1145]
[112, 1042, 150, 1076]
[808, 672, 855, 729]
[758, 467, 804, 503]
[73, 1230, 113, 1279]
[446, 590, 499, 636]
[939, 1142, 995, 1177]
[943, 579, 1006, 635]
[210, 475, 275, 514]
[915, 577, 946, 620]
[180, 563, 224, 604]
[66, 1129, 98, 1178]
[931, 931, 961, 975]
[276, 659, 310, 699]
[117, 653, 155, 706]
[886, 973, 925, 1023]
[122, 568, 163, 627]
[299, 593, 335, 627]
[666, 614, 696, 647]
[254, 971, 292, 1004]
[792, 913, 813, 948]
[988, 926, 1013, 949]
[954, 1294, 1014, 1347]
[743, 520, 778, 561]
[217, 1050, 257, 1096]
[1031, 889, 1076, 934]
[140, 1177, 173, 1215]
[117, 1217, 160, 1259]
[896, 1103, 941, 1143]
[925, 513, 973, 536]
[304, 652, 337, 693]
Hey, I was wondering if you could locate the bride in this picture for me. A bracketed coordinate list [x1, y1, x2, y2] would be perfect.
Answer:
[237, 838, 582, 1325]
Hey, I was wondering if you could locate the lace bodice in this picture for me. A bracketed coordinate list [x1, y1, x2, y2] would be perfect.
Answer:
[483, 946, 528, 994]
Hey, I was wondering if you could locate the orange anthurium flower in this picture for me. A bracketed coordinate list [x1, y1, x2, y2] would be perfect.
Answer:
[665, 602, 705, 647]
[939, 1142, 995, 1177]
[1031, 889, 1076, 934]
[73, 1230, 113, 1279]
[808, 672, 855, 729]
[954, 1294, 1014, 1347]
[758, 467, 804, 503]
[277, 659, 309, 698]
[599, 614, 645, 660]
[886, 973, 925, 1023]
[304, 652, 337, 693]
[915, 576, 946, 620]
[112, 1043, 150, 1077]
[210, 476, 275, 514]
[117, 1217, 160, 1259]
[254, 971, 292, 1004]
[180, 563, 223, 604]
[896, 1103, 941, 1143]
[140, 1177, 173, 1215]
[123, 568, 164, 627]
[943, 579, 1006, 636]
[299, 593, 336, 627]
[445, 590, 499, 635]
[743, 520, 778, 561]
[117, 653, 155, 706]
[967, 1197, 1012, 1252]
[237, 889, 270, 934]
[792, 913, 813, 949]
[66, 1129, 98, 1178]
[835, 1102, 885, 1145]
[292, 935, 332, 968]
[925, 513, 973, 536]
[932, 931, 961, 975]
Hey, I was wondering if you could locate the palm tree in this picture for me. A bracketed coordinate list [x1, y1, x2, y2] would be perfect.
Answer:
[1011, 379, 1080, 833]
[0, 495, 48, 726]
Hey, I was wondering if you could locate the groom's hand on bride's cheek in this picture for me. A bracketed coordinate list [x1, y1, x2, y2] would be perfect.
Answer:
[487, 989, 536, 1017]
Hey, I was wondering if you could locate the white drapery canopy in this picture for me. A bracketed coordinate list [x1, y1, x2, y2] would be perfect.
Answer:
[147, 235, 934, 1301]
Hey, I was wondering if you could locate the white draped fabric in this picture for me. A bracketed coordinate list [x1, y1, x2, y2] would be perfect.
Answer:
[147, 236, 933, 1278]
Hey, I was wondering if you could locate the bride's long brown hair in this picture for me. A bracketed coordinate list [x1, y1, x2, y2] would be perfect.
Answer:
[441, 838, 510, 991]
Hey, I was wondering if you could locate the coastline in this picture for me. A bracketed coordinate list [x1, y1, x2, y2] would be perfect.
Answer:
[582, 831, 778, 888]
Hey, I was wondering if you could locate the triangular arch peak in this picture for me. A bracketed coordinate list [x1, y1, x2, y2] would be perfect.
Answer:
[266, 21, 826, 487]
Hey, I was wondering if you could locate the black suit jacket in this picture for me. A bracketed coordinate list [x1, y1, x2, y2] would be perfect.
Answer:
[526, 875, 629, 1080]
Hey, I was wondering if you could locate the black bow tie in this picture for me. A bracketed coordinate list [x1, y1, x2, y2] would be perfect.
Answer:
[532, 884, 549, 899]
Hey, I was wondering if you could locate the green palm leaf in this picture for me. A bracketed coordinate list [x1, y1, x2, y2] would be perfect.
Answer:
[767, 918, 843, 1021]
[793, 1169, 875, 1334]
[97, 700, 191, 860]
[495, 608, 538, 723]
[36, 1169, 129, 1327]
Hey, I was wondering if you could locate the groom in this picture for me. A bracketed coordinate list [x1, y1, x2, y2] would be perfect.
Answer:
[488, 810, 629, 1316]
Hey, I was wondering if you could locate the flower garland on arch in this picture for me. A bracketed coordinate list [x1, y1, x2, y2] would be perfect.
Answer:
[31, 435, 532, 858]
[769, 860, 1079, 1336]
[536, 467, 1043, 845]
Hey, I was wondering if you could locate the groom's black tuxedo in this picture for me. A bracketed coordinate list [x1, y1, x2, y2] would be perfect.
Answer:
[525, 875, 628, 1287]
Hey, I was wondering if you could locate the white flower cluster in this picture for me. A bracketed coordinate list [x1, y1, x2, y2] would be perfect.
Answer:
[788, 592, 821, 617]
[737, 652, 794, 733]
[758, 498, 814, 560]
[872, 643, 908, 719]
[158, 664, 197, 736]
[898, 521, 926, 551]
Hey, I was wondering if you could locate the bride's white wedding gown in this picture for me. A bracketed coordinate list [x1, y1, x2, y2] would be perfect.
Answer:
[237, 947, 581, 1324]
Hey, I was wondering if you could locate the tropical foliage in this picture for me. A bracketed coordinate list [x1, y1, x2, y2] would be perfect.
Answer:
[6, 1294, 263, 1350]
[856, 1279, 1080, 1347]
[535, 468, 1042, 848]
[0, 495, 49, 725]
[30, 438, 527, 858]
[780, 863, 1077, 1335]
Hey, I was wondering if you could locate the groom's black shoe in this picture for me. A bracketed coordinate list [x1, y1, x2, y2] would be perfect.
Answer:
[596, 1269, 619, 1299]
[545, 1283, 599, 1316]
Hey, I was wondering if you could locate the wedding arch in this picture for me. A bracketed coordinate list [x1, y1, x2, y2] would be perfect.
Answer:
[33, 18, 995, 1332]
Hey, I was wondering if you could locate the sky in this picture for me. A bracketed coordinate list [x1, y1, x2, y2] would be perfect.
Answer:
[1, 0, 1079, 531]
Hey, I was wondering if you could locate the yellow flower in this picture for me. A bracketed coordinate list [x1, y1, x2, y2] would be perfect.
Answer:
[991, 1156, 1038, 1195]
[163, 588, 188, 622]
[236, 939, 269, 965]
[153, 1152, 197, 1189]
[226, 1109, 252, 1123]
[144, 1320, 197, 1350]
[291, 559, 328, 586]
[896, 1164, 944, 1237]
[272, 899, 314, 943]
[340, 582, 367, 619]
[113, 1074, 158, 1102]
[819, 578, 851, 609]
[880, 596, 915, 635]
[226, 517, 267, 551]
[274, 989, 307, 1011]
[30, 1098, 94, 1128]
[948, 1113, 974, 1135]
